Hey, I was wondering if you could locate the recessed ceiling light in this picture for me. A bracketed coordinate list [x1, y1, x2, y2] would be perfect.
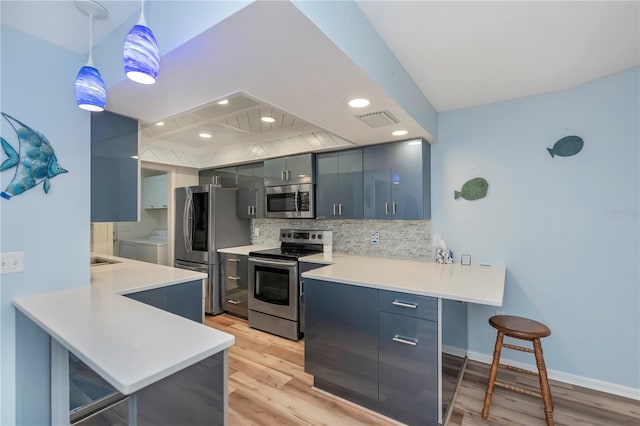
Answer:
[199, 132, 212, 138]
[217, 99, 229, 105]
[155, 121, 164, 126]
[408, 140, 422, 146]
[392, 130, 408, 136]
[348, 98, 370, 108]
[261, 116, 276, 123]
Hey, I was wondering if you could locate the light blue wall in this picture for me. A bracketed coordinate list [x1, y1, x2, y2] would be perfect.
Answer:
[0, 26, 90, 425]
[432, 67, 640, 389]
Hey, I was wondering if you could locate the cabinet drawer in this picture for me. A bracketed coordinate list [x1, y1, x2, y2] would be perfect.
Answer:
[379, 312, 438, 425]
[379, 290, 437, 321]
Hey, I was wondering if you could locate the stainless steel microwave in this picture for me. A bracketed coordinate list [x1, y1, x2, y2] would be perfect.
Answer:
[265, 184, 315, 218]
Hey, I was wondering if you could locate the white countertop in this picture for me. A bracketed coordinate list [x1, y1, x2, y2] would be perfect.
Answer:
[217, 245, 276, 256]
[90, 254, 206, 295]
[13, 255, 234, 395]
[301, 253, 505, 306]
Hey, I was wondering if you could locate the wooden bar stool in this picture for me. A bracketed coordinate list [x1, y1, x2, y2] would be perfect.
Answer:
[482, 315, 554, 426]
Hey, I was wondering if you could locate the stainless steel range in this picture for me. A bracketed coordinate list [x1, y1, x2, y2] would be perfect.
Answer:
[248, 229, 329, 340]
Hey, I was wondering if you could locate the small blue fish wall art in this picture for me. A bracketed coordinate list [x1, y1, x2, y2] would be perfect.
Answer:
[547, 135, 584, 158]
[0, 113, 68, 200]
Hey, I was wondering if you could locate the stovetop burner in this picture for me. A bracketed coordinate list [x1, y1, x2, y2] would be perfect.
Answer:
[249, 229, 330, 261]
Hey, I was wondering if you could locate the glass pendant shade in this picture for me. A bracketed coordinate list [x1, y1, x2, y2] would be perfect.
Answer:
[75, 65, 106, 111]
[123, 24, 159, 84]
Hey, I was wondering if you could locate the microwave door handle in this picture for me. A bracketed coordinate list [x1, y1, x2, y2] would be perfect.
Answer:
[295, 189, 299, 214]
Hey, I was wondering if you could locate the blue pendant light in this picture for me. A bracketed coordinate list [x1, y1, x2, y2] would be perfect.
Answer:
[74, 1, 108, 111]
[123, 0, 159, 85]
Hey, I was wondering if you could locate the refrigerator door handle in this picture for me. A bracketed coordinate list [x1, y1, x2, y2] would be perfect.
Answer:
[184, 192, 193, 253]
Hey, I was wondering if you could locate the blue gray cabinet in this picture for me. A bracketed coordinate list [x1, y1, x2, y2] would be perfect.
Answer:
[263, 153, 314, 186]
[126, 280, 203, 323]
[304, 279, 379, 400]
[305, 280, 439, 425]
[378, 312, 438, 425]
[237, 162, 264, 218]
[91, 111, 139, 222]
[364, 139, 431, 220]
[316, 149, 363, 219]
[220, 252, 249, 318]
[199, 166, 237, 187]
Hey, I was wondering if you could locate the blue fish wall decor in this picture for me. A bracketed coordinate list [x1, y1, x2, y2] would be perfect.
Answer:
[547, 135, 584, 158]
[0, 113, 68, 200]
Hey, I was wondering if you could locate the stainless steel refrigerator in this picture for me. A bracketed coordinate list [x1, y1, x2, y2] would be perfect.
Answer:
[174, 185, 251, 314]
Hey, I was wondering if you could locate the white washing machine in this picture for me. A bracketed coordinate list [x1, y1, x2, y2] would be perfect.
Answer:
[118, 230, 169, 265]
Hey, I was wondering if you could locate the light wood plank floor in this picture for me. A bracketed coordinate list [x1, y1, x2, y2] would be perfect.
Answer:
[206, 314, 639, 426]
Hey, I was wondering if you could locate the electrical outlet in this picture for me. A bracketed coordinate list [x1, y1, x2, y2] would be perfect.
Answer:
[1, 251, 25, 274]
[254, 227, 260, 237]
[432, 234, 442, 247]
[371, 231, 379, 244]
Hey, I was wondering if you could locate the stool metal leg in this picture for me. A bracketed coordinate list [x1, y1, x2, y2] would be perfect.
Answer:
[482, 330, 504, 419]
[533, 338, 554, 426]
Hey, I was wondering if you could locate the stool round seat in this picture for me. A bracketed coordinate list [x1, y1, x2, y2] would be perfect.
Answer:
[489, 315, 551, 340]
[482, 315, 554, 425]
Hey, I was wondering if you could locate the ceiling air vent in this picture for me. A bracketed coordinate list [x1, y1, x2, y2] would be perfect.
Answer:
[356, 110, 399, 128]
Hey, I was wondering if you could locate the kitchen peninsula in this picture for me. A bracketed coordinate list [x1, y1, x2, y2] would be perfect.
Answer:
[301, 253, 505, 425]
[13, 255, 233, 426]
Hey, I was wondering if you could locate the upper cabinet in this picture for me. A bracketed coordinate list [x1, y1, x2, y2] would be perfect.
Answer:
[91, 111, 139, 222]
[142, 174, 168, 209]
[199, 166, 237, 187]
[237, 162, 264, 219]
[263, 153, 315, 186]
[316, 149, 363, 219]
[363, 139, 431, 220]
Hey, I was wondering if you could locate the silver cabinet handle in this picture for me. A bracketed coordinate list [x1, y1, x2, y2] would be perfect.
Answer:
[227, 276, 240, 280]
[287, 170, 291, 181]
[281, 171, 285, 181]
[227, 299, 240, 305]
[393, 335, 418, 346]
[392, 202, 397, 215]
[339, 204, 343, 216]
[385, 202, 389, 215]
[333, 204, 337, 215]
[227, 258, 240, 263]
[392, 300, 417, 309]
[248, 205, 252, 216]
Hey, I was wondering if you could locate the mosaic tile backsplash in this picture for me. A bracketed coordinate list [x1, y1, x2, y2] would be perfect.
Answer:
[251, 219, 432, 260]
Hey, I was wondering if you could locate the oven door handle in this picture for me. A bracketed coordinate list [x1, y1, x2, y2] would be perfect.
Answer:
[249, 257, 298, 268]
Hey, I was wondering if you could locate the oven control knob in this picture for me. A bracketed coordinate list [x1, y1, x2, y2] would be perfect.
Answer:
[311, 234, 316, 239]
[317, 234, 322, 239]
[287, 233, 292, 238]
[281, 233, 286, 238]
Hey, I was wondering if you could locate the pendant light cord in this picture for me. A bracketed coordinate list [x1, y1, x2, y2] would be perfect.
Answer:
[86, 13, 95, 67]
[138, 0, 147, 26]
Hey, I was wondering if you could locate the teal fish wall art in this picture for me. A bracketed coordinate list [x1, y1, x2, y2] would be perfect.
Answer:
[454, 177, 488, 201]
[0, 113, 68, 200]
[547, 135, 583, 158]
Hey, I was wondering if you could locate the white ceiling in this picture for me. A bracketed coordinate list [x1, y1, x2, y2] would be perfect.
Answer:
[2, 1, 638, 166]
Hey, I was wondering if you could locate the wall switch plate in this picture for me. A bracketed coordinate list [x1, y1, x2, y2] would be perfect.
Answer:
[254, 227, 260, 237]
[1, 251, 25, 274]
[371, 231, 380, 244]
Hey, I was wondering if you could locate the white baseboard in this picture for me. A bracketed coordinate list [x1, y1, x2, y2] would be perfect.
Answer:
[467, 351, 640, 401]
[442, 344, 467, 358]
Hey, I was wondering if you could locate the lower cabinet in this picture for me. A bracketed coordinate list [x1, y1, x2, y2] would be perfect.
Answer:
[125, 280, 203, 323]
[220, 253, 249, 319]
[305, 279, 439, 425]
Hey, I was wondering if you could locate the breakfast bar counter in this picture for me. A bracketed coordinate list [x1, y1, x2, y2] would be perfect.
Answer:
[300, 253, 506, 425]
[13, 255, 234, 425]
